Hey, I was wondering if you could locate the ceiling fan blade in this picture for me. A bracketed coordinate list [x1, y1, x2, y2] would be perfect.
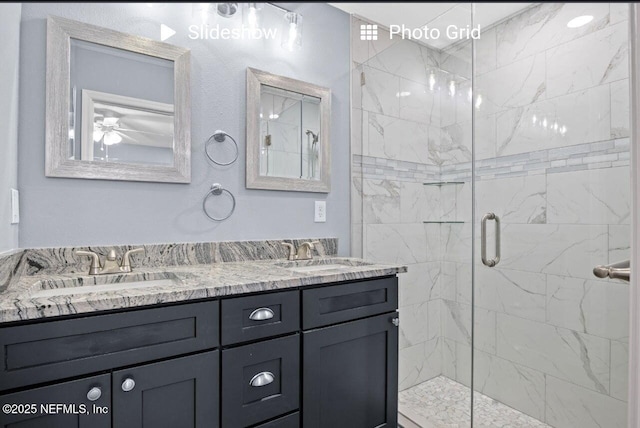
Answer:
[103, 131, 122, 146]
[93, 130, 105, 142]
[102, 117, 120, 126]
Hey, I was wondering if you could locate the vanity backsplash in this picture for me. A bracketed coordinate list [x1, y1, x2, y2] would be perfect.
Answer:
[0, 250, 25, 293]
[0, 238, 338, 288]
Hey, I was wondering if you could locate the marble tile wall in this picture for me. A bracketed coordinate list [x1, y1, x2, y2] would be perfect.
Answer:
[350, 15, 450, 392]
[351, 3, 630, 427]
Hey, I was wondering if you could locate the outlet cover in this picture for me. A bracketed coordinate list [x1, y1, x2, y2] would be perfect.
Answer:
[314, 201, 326, 223]
[11, 189, 19, 224]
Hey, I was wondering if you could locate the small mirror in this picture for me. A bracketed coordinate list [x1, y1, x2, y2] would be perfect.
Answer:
[247, 68, 330, 193]
[46, 16, 191, 183]
[259, 86, 321, 180]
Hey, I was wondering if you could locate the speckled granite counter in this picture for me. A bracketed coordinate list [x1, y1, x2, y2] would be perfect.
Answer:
[0, 238, 406, 323]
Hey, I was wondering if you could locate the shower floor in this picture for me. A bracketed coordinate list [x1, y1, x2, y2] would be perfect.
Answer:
[398, 376, 551, 428]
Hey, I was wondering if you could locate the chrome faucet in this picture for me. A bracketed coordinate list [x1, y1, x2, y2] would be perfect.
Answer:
[280, 241, 320, 261]
[76, 247, 145, 275]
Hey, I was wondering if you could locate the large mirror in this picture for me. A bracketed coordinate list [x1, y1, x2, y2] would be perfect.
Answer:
[246, 68, 331, 192]
[46, 16, 191, 183]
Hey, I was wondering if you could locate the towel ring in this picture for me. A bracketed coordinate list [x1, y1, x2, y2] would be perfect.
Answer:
[203, 183, 236, 221]
[205, 130, 239, 166]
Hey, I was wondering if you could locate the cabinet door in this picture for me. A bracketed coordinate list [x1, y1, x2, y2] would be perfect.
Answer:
[113, 351, 219, 428]
[303, 313, 398, 428]
[0, 374, 110, 428]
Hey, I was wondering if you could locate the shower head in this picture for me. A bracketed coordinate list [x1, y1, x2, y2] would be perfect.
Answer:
[306, 130, 319, 144]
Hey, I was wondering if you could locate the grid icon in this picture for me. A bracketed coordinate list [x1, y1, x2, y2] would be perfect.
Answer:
[360, 24, 378, 41]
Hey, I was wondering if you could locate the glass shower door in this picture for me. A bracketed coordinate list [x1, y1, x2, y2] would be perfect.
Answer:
[472, 3, 631, 428]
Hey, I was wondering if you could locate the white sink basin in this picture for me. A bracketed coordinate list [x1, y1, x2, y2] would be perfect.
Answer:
[31, 274, 178, 298]
[274, 258, 373, 274]
[285, 264, 353, 273]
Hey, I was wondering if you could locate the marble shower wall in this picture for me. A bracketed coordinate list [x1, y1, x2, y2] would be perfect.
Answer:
[351, 18, 442, 389]
[350, 15, 474, 392]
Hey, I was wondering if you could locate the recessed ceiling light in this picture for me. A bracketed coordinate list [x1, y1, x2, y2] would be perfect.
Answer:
[217, 3, 239, 18]
[396, 91, 411, 98]
[567, 15, 593, 28]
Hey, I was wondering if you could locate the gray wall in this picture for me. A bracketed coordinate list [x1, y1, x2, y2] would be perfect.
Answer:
[18, 3, 351, 253]
[0, 4, 21, 254]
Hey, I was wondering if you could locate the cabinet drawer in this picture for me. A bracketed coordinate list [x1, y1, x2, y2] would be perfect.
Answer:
[254, 412, 299, 428]
[222, 334, 299, 427]
[0, 301, 219, 391]
[0, 374, 110, 428]
[302, 277, 398, 329]
[221, 290, 299, 345]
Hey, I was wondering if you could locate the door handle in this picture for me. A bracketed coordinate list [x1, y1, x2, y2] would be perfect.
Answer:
[593, 259, 630, 282]
[86, 387, 102, 401]
[249, 371, 275, 387]
[249, 307, 274, 321]
[481, 213, 500, 267]
[121, 378, 136, 392]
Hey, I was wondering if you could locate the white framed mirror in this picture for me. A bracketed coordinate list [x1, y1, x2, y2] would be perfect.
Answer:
[246, 68, 331, 193]
[45, 16, 191, 183]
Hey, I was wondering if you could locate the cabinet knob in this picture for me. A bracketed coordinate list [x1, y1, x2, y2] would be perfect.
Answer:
[121, 378, 136, 392]
[86, 387, 102, 401]
[391, 317, 399, 327]
[249, 307, 274, 321]
[249, 371, 275, 387]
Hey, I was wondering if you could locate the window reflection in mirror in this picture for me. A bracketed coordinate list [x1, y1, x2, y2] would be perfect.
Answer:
[259, 85, 321, 181]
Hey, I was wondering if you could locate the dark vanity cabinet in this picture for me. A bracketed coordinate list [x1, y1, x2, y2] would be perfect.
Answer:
[301, 278, 399, 428]
[0, 276, 398, 428]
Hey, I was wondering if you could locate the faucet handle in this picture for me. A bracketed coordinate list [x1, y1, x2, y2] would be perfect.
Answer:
[301, 241, 320, 250]
[297, 241, 320, 260]
[280, 242, 296, 261]
[76, 250, 102, 275]
[121, 247, 145, 271]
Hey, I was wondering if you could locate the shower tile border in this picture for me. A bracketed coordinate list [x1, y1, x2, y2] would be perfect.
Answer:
[353, 137, 630, 183]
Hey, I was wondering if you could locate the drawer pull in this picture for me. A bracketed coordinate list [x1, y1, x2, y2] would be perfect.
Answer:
[86, 387, 102, 401]
[249, 371, 275, 387]
[249, 307, 274, 321]
[121, 378, 136, 392]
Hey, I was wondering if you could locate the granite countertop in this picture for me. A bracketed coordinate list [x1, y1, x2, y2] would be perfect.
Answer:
[0, 257, 406, 323]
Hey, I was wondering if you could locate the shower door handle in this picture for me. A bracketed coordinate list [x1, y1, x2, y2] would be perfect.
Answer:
[481, 213, 500, 267]
[593, 259, 630, 282]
